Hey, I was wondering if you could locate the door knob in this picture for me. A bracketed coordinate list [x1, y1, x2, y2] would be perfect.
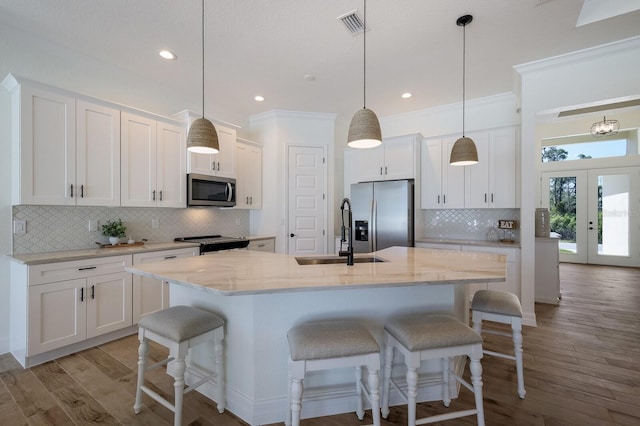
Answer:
[290, 233, 296, 237]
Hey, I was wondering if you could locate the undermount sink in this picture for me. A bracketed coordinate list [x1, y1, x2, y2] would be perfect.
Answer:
[295, 256, 386, 265]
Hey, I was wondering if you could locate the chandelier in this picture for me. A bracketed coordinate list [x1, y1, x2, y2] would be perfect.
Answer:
[590, 116, 619, 138]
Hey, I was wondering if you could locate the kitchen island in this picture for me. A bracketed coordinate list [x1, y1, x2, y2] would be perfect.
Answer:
[126, 246, 506, 425]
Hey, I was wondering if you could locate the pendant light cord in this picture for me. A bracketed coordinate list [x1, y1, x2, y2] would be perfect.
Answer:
[201, 0, 205, 119]
[461, 21, 466, 137]
[363, 0, 367, 109]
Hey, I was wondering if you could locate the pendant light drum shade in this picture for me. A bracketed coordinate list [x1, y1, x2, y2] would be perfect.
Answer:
[450, 136, 477, 166]
[449, 14, 478, 166]
[348, 107, 382, 148]
[186, 0, 219, 155]
[187, 117, 219, 154]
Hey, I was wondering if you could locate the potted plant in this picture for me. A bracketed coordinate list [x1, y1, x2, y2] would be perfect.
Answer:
[101, 219, 127, 245]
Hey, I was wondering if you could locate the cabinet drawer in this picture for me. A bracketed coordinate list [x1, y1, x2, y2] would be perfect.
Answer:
[132, 247, 199, 264]
[247, 238, 275, 252]
[29, 255, 131, 286]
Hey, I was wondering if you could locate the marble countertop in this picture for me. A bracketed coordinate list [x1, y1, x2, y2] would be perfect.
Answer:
[416, 237, 521, 248]
[7, 242, 200, 265]
[125, 246, 506, 296]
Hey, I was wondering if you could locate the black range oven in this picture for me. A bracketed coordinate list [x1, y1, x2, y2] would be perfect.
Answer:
[174, 235, 249, 255]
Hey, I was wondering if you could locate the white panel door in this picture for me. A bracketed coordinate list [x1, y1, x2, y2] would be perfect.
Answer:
[19, 86, 76, 205]
[76, 100, 121, 206]
[86, 272, 132, 339]
[156, 121, 186, 208]
[421, 139, 443, 209]
[28, 279, 86, 355]
[383, 137, 415, 180]
[288, 146, 327, 255]
[121, 112, 157, 207]
[442, 137, 465, 208]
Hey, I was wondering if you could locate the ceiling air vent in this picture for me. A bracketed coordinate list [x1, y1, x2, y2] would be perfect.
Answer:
[337, 10, 365, 34]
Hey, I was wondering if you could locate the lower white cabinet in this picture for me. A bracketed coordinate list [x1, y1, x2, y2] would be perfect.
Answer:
[132, 247, 199, 323]
[16, 255, 132, 363]
[535, 237, 560, 304]
[247, 237, 275, 252]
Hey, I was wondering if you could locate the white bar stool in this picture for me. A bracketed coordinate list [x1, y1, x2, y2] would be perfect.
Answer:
[133, 305, 225, 426]
[471, 289, 526, 398]
[381, 313, 485, 426]
[286, 320, 381, 426]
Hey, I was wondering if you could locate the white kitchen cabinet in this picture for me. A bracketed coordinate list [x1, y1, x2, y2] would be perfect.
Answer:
[121, 111, 186, 208]
[132, 247, 199, 323]
[348, 133, 422, 183]
[247, 237, 275, 252]
[235, 138, 263, 209]
[187, 123, 236, 178]
[12, 255, 133, 366]
[535, 237, 560, 304]
[465, 127, 517, 208]
[421, 137, 465, 209]
[2, 76, 120, 206]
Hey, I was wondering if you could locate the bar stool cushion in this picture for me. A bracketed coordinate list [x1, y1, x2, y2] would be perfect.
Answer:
[138, 305, 225, 342]
[385, 314, 481, 351]
[288, 320, 379, 361]
[472, 290, 523, 318]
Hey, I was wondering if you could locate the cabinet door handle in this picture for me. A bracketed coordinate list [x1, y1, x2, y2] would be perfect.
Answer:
[484, 193, 487, 203]
[164, 255, 177, 260]
[78, 266, 97, 271]
[152, 190, 156, 201]
[80, 287, 84, 302]
[91, 285, 95, 299]
[385, 166, 388, 175]
[70, 184, 74, 198]
[217, 161, 220, 171]
[443, 194, 446, 204]
[249, 196, 252, 204]
[81, 184, 84, 198]
[491, 193, 494, 203]
[380, 167, 383, 175]
[159, 190, 163, 201]
[437, 195, 440, 204]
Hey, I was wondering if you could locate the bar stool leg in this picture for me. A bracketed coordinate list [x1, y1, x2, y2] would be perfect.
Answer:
[290, 376, 303, 426]
[512, 322, 526, 399]
[469, 352, 485, 426]
[213, 332, 226, 412]
[368, 365, 381, 425]
[133, 336, 148, 414]
[442, 357, 451, 407]
[355, 366, 364, 420]
[381, 344, 394, 418]
[173, 356, 186, 426]
[406, 367, 418, 426]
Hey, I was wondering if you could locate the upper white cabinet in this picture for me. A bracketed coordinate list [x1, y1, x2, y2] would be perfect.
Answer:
[121, 112, 186, 208]
[421, 137, 465, 209]
[187, 123, 236, 178]
[3, 76, 120, 206]
[348, 133, 422, 183]
[235, 138, 263, 209]
[464, 127, 518, 208]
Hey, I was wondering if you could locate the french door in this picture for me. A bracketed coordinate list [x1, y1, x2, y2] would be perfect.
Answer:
[541, 167, 640, 266]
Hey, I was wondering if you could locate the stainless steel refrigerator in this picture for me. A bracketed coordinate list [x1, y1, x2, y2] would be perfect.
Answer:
[350, 180, 414, 253]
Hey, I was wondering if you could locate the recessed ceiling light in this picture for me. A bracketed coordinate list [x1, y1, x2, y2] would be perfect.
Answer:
[158, 50, 177, 60]
[254, 95, 265, 102]
[304, 74, 316, 82]
[401, 92, 412, 99]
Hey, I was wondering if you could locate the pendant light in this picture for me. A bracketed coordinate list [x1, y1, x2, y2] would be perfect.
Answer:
[450, 14, 478, 166]
[187, 0, 219, 154]
[347, 0, 382, 149]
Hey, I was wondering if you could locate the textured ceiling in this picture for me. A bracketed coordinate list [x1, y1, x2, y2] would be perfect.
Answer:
[1, 0, 639, 125]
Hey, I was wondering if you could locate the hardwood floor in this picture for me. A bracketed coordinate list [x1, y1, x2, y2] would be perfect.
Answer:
[1, 263, 639, 425]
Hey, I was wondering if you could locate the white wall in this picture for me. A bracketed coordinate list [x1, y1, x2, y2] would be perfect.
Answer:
[249, 111, 336, 254]
[516, 35, 640, 323]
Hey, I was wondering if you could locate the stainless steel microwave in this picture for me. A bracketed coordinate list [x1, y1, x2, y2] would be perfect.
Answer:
[187, 173, 236, 207]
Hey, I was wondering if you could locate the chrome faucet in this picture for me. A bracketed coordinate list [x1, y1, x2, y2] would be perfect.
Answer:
[339, 198, 354, 266]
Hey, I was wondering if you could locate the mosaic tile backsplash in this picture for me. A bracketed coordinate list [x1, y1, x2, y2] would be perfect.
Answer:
[12, 205, 250, 254]
[420, 208, 520, 241]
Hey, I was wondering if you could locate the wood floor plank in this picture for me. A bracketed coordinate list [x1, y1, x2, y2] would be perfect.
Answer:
[0, 369, 58, 418]
[51, 383, 120, 425]
[25, 405, 74, 426]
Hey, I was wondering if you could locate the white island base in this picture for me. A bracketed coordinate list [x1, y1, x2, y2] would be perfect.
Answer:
[126, 247, 506, 425]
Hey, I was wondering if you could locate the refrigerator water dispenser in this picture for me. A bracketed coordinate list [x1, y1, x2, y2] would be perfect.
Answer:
[355, 220, 368, 241]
